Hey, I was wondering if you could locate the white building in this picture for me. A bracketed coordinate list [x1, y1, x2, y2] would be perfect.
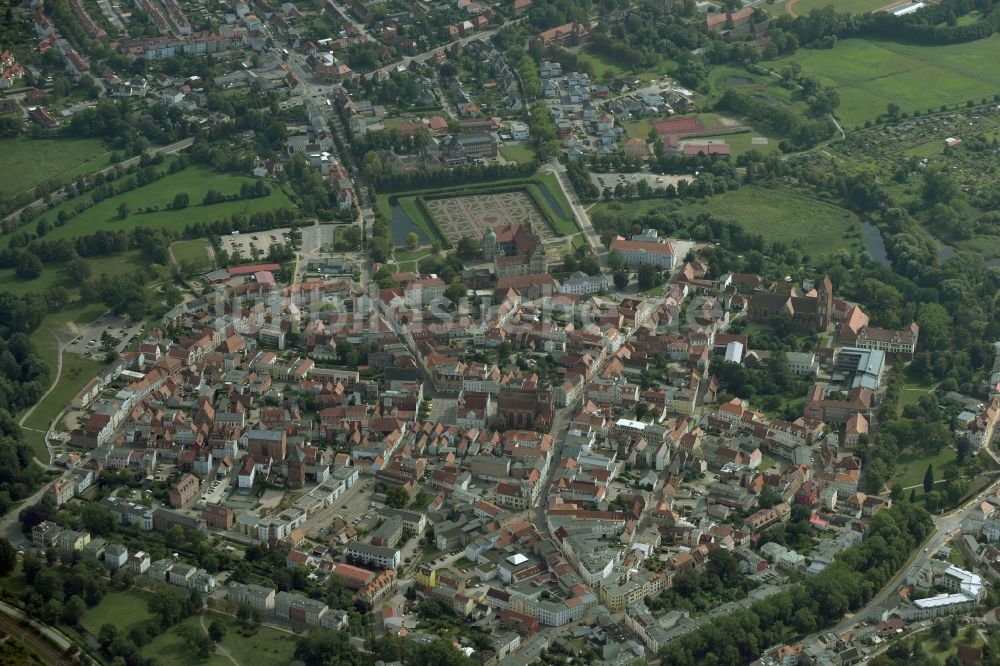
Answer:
[559, 272, 609, 295]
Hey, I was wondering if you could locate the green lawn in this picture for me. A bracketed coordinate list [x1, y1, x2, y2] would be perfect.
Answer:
[600, 186, 862, 259]
[36, 167, 295, 242]
[394, 247, 433, 263]
[0, 137, 111, 197]
[80, 589, 156, 636]
[707, 65, 802, 109]
[624, 119, 654, 140]
[141, 616, 225, 666]
[499, 143, 536, 164]
[892, 447, 958, 490]
[218, 618, 298, 665]
[766, 36, 1000, 127]
[919, 629, 984, 664]
[171, 239, 214, 272]
[577, 48, 661, 82]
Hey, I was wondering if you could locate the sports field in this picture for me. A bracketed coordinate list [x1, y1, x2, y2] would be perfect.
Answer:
[171, 239, 214, 272]
[35, 166, 294, 242]
[0, 137, 111, 197]
[783, 0, 888, 17]
[766, 36, 1000, 127]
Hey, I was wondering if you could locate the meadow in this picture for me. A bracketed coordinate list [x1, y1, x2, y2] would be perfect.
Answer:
[36, 166, 295, 242]
[0, 250, 148, 297]
[592, 186, 863, 259]
[0, 137, 111, 197]
[766, 36, 1000, 127]
[576, 48, 662, 82]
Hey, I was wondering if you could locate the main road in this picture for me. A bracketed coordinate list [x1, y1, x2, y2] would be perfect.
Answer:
[803, 476, 1000, 641]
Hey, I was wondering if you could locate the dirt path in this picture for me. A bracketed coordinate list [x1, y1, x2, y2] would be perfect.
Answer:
[199, 614, 241, 666]
[785, 0, 800, 17]
[17, 328, 65, 466]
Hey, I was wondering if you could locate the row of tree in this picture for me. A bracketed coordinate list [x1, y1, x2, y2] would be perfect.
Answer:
[659, 503, 934, 664]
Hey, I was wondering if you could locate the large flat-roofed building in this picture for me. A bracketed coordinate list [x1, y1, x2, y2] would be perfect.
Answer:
[346, 541, 401, 569]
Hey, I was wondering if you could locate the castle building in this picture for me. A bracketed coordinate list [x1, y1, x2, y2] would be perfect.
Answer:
[484, 223, 548, 278]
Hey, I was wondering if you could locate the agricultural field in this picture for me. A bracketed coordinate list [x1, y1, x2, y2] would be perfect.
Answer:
[0, 137, 111, 197]
[766, 36, 1000, 127]
[35, 166, 295, 242]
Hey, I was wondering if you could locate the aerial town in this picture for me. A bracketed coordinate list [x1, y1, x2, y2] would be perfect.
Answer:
[0, 0, 999, 664]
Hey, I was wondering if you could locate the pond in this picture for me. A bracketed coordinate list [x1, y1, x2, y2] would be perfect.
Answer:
[860, 221, 890, 268]
[388, 199, 429, 247]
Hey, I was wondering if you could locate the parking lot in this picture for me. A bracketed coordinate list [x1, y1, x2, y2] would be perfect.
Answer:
[65, 311, 146, 358]
[225, 227, 293, 261]
[590, 171, 693, 192]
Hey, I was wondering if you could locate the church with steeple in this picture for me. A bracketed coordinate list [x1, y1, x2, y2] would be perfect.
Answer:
[483, 222, 548, 278]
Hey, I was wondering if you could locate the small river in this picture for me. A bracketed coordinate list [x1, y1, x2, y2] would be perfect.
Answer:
[860, 221, 891, 268]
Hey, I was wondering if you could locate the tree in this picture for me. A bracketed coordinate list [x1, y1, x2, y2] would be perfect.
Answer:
[171, 192, 190, 209]
[0, 539, 15, 576]
[923, 464, 934, 494]
[922, 167, 959, 207]
[207, 619, 226, 642]
[456, 236, 480, 260]
[117, 202, 130, 220]
[406, 232, 420, 251]
[65, 256, 92, 282]
[63, 595, 86, 625]
[15, 252, 42, 279]
[886, 103, 901, 121]
[294, 629, 367, 666]
[385, 485, 409, 508]
[637, 264, 659, 290]
[613, 271, 629, 290]
[634, 402, 649, 420]
[444, 281, 466, 304]
[607, 250, 625, 272]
